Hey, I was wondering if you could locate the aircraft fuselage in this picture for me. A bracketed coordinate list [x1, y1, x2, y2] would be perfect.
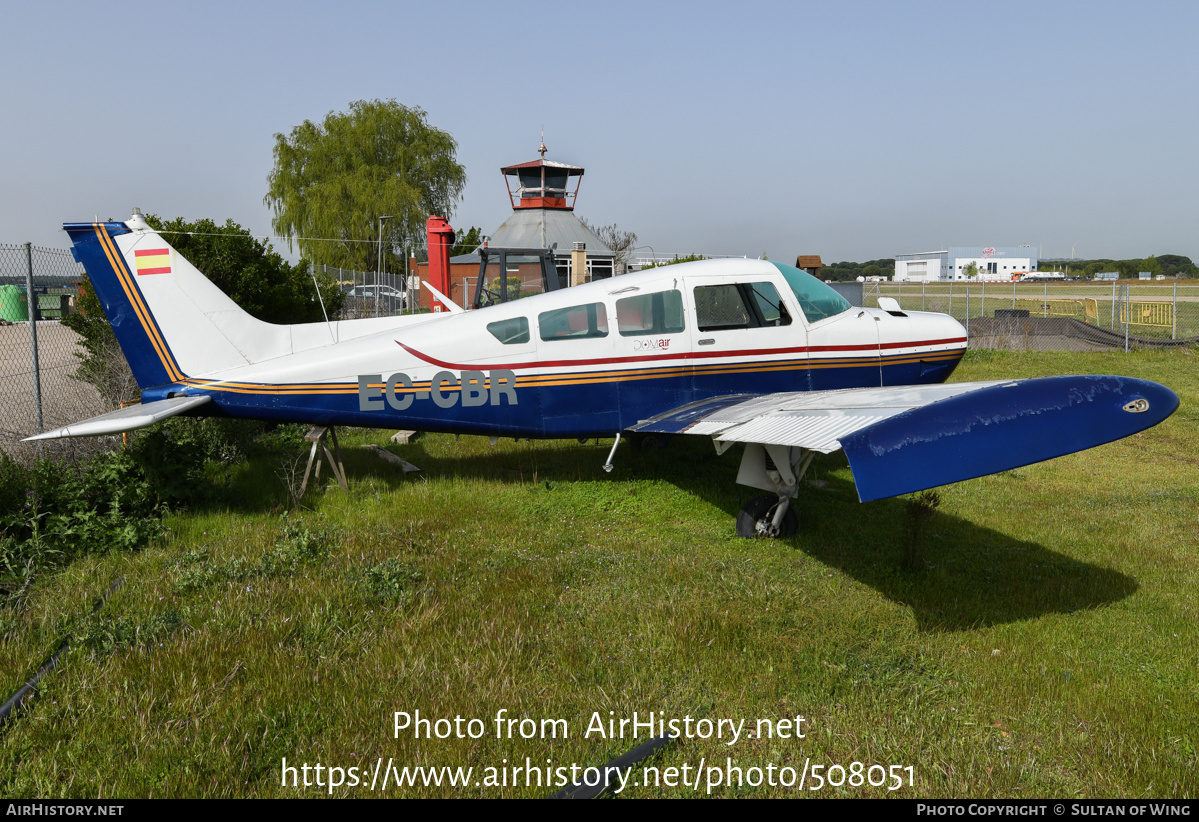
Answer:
[132, 257, 968, 439]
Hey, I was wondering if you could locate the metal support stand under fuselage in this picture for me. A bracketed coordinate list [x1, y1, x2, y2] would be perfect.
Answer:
[300, 426, 349, 495]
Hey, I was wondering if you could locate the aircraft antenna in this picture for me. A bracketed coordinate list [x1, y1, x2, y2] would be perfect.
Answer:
[309, 268, 335, 343]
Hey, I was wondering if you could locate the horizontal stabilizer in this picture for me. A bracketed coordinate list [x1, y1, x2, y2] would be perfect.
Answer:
[23, 396, 212, 441]
[840, 375, 1178, 502]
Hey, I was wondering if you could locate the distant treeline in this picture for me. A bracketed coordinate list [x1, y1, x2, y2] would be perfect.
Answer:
[820, 255, 1196, 281]
[1036, 255, 1196, 279]
[821, 259, 896, 282]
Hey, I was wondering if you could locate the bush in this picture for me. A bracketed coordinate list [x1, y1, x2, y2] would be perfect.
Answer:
[0, 417, 311, 602]
[0, 449, 161, 598]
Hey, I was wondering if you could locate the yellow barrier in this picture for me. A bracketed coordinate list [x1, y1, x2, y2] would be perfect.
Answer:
[1120, 301, 1174, 329]
[1008, 299, 1087, 318]
[1044, 299, 1086, 318]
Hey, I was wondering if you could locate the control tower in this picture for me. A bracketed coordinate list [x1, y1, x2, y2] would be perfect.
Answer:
[485, 140, 615, 282]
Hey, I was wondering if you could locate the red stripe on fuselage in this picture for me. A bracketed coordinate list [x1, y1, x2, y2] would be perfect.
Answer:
[396, 337, 968, 372]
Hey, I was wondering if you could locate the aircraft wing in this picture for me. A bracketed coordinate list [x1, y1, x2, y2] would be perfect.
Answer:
[629, 376, 1178, 502]
[23, 396, 212, 441]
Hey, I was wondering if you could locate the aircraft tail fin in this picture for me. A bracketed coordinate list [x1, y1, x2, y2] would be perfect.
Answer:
[63, 212, 336, 390]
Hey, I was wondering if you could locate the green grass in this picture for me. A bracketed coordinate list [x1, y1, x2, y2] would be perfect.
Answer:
[0, 349, 1196, 797]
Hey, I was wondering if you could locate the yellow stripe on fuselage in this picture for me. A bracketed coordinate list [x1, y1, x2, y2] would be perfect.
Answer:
[95, 225, 184, 383]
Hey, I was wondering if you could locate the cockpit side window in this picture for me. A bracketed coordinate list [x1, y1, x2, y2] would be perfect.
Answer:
[487, 317, 530, 344]
[745, 282, 792, 327]
[694, 284, 750, 331]
[694, 282, 792, 331]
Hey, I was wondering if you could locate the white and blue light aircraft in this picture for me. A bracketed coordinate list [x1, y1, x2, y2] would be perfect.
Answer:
[33, 211, 1178, 537]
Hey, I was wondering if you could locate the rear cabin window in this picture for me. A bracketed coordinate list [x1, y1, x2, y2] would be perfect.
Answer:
[486, 317, 530, 345]
[538, 302, 609, 340]
[693, 282, 793, 331]
[616, 290, 686, 336]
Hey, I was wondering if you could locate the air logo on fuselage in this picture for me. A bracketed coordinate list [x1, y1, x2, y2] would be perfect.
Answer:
[358, 369, 517, 412]
[632, 338, 671, 352]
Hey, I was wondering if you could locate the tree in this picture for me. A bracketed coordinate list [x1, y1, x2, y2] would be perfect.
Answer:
[1115, 259, 1138, 279]
[642, 253, 706, 269]
[822, 258, 901, 282]
[61, 284, 139, 408]
[145, 216, 341, 324]
[450, 226, 484, 259]
[1156, 255, 1197, 278]
[580, 218, 638, 275]
[265, 100, 467, 273]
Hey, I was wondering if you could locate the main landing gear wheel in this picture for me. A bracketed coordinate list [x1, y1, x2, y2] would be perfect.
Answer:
[736, 495, 798, 539]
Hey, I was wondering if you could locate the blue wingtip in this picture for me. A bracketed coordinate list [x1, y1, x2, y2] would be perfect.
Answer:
[842, 375, 1179, 503]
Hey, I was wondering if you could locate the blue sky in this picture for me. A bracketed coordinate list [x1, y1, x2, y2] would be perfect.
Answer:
[3, 0, 1196, 263]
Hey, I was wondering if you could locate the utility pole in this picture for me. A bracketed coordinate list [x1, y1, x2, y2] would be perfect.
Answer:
[377, 215, 393, 318]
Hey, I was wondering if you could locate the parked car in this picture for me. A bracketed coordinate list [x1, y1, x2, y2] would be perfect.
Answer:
[347, 285, 407, 305]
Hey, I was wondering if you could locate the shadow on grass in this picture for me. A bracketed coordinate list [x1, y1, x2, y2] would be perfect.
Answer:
[799, 475, 1137, 632]
[622, 438, 1139, 633]
[212, 431, 1138, 632]
[207, 431, 613, 514]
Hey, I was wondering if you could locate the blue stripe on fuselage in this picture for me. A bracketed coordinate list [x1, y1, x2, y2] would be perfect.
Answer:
[154, 349, 964, 439]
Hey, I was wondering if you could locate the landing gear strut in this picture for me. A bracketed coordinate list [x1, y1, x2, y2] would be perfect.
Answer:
[736, 495, 798, 538]
[731, 443, 815, 539]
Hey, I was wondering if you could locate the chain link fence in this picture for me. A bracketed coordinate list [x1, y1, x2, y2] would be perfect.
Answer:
[0, 243, 110, 464]
[312, 263, 414, 319]
[865, 280, 1199, 351]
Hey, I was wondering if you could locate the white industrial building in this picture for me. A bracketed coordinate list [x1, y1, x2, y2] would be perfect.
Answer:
[894, 246, 1039, 282]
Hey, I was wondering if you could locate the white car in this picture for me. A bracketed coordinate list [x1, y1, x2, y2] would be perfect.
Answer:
[347, 285, 406, 302]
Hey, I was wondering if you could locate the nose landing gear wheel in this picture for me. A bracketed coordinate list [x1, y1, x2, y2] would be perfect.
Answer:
[736, 495, 798, 539]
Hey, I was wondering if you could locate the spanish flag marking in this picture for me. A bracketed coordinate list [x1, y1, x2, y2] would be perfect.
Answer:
[134, 248, 171, 275]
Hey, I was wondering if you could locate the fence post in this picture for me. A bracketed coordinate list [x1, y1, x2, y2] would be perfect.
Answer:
[1124, 284, 1130, 353]
[1043, 283, 1048, 318]
[1111, 281, 1116, 330]
[1012, 281, 1016, 309]
[24, 243, 44, 434]
[981, 280, 986, 319]
[922, 281, 926, 311]
[1173, 283, 1177, 340]
[965, 285, 971, 337]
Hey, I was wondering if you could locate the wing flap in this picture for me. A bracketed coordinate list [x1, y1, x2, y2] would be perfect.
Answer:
[631, 382, 1009, 453]
[713, 411, 899, 453]
[23, 395, 212, 441]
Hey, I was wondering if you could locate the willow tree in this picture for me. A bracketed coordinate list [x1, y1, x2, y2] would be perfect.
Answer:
[265, 100, 467, 271]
